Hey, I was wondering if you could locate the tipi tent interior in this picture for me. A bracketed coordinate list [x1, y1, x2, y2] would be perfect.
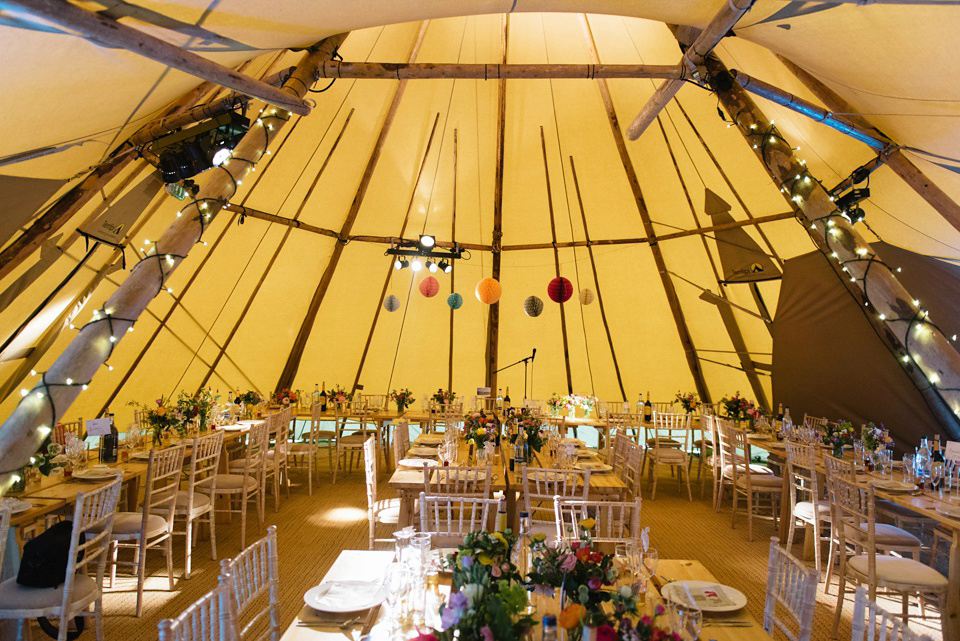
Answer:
[1, 0, 960, 639]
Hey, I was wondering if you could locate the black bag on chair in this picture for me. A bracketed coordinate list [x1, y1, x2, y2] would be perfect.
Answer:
[16, 520, 87, 639]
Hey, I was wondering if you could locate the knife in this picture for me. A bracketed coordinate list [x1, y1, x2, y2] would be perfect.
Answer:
[358, 604, 381, 638]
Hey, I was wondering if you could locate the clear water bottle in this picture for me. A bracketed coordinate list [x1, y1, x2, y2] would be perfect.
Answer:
[916, 437, 932, 487]
[781, 407, 793, 440]
[542, 614, 558, 641]
[512, 511, 532, 579]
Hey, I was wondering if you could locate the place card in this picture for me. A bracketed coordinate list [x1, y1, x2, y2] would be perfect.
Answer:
[85, 417, 112, 437]
[945, 440, 960, 463]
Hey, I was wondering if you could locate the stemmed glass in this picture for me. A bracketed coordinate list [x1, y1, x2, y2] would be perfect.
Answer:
[668, 597, 703, 641]
[382, 562, 408, 629]
[878, 450, 893, 477]
[931, 461, 946, 494]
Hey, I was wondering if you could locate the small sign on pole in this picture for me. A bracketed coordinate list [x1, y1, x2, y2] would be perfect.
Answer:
[476, 387, 491, 398]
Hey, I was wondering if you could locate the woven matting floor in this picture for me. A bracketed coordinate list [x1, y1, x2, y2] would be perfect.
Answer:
[42, 459, 946, 641]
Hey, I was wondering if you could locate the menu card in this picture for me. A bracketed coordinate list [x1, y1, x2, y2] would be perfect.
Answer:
[945, 441, 960, 463]
[674, 583, 736, 608]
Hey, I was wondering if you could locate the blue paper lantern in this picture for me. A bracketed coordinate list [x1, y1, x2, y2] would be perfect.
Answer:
[447, 292, 463, 310]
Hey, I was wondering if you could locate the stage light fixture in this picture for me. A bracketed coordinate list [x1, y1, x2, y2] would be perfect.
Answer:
[427, 260, 437, 273]
[439, 260, 451, 273]
[419, 235, 435, 248]
[411, 258, 423, 272]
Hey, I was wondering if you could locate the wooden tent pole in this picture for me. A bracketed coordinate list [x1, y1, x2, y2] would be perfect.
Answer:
[540, 128, 574, 395]
[7, 0, 311, 115]
[448, 129, 458, 391]
[275, 23, 428, 395]
[654, 117, 769, 409]
[625, 0, 753, 140]
[318, 61, 681, 80]
[349, 113, 441, 393]
[776, 55, 960, 235]
[485, 14, 509, 392]
[0, 34, 348, 490]
[581, 15, 711, 404]
[198, 109, 356, 392]
[568, 157, 626, 401]
[707, 55, 960, 439]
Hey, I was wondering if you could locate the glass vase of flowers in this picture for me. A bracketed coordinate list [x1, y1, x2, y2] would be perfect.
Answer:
[675, 391, 698, 414]
[176, 388, 219, 434]
[432, 389, 456, 409]
[327, 386, 352, 410]
[547, 393, 567, 417]
[823, 420, 855, 459]
[129, 396, 184, 445]
[391, 388, 415, 412]
[721, 392, 755, 423]
[276, 388, 298, 406]
[518, 408, 545, 453]
[463, 410, 495, 454]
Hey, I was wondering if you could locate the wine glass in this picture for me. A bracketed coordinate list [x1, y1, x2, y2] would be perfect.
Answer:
[382, 562, 408, 627]
[668, 598, 703, 641]
[615, 543, 632, 577]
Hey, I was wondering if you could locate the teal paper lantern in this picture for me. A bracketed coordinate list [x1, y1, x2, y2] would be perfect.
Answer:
[447, 292, 463, 310]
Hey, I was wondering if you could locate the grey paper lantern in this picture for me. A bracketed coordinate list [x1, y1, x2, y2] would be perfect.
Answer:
[579, 288, 595, 305]
[524, 295, 544, 317]
[384, 294, 400, 312]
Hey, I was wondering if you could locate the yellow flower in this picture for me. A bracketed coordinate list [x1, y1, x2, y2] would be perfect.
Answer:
[492, 532, 508, 547]
[558, 604, 585, 629]
[477, 553, 493, 566]
[531, 532, 546, 543]
[476, 427, 486, 436]
[155, 407, 166, 416]
[578, 518, 596, 530]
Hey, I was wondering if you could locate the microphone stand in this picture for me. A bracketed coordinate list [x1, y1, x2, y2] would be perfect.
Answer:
[495, 350, 536, 401]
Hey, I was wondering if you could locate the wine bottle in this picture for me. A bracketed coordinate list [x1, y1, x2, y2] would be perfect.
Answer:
[101, 411, 118, 463]
[777, 403, 784, 422]
[319, 381, 327, 412]
[496, 502, 508, 532]
[933, 435, 945, 463]
[504, 387, 512, 411]
[312, 384, 321, 407]
[643, 391, 652, 423]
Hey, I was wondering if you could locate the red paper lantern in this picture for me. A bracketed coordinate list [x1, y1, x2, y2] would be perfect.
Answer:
[548, 276, 573, 303]
[475, 278, 502, 304]
[419, 276, 440, 298]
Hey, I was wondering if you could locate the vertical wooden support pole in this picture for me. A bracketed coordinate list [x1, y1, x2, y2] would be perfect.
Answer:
[448, 130, 458, 391]
[0, 34, 348, 489]
[706, 55, 960, 439]
[485, 14, 509, 391]
[568, 157, 626, 400]
[580, 15, 711, 403]
[276, 22, 429, 395]
[540, 128, 574, 394]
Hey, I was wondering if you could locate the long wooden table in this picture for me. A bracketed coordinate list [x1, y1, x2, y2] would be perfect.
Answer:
[749, 435, 960, 640]
[279, 550, 768, 641]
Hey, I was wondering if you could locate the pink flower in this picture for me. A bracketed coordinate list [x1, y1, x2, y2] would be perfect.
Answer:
[596, 625, 617, 641]
[560, 554, 577, 573]
[481, 626, 494, 641]
[587, 577, 602, 590]
[491, 565, 502, 577]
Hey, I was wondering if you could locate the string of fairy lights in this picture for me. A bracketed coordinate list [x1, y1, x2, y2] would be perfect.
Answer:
[0, 105, 289, 484]
[724, 100, 960, 420]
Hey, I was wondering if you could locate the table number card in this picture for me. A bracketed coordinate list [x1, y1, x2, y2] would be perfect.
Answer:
[476, 387, 491, 398]
[85, 417, 112, 437]
[945, 440, 960, 463]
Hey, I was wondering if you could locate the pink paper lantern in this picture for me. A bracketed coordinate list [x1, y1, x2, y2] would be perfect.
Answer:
[548, 276, 573, 303]
[419, 276, 440, 298]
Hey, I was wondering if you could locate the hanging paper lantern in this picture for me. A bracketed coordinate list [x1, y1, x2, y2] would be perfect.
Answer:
[419, 276, 440, 298]
[475, 278, 502, 304]
[524, 295, 544, 317]
[548, 276, 573, 303]
[447, 292, 463, 310]
[384, 295, 400, 312]
[579, 288, 595, 305]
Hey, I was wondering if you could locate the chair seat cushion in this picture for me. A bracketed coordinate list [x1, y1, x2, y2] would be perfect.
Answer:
[286, 443, 318, 453]
[93, 512, 168, 539]
[653, 449, 687, 463]
[265, 449, 287, 459]
[340, 434, 367, 445]
[793, 501, 830, 521]
[735, 474, 783, 488]
[646, 438, 680, 447]
[847, 523, 921, 548]
[214, 474, 259, 492]
[847, 555, 947, 588]
[174, 490, 212, 516]
[0, 574, 98, 612]
[373, 499, 401, 524]
[723, 464, 774, 478]
[227, 458, 260, 471]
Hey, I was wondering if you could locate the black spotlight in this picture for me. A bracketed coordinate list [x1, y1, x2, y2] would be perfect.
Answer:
[394, 258, 409, 270]
[426, 260, 437, 273]
[846, 206, 866, 224]
[439, 260, 451, 274]
[419, 234, 435, 248]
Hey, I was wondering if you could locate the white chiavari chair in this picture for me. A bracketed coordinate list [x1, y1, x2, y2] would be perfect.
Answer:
[521, 465, 590, 540]
[785, 441, 831, 578]
[157, 572, 238, 641]
[699, 414, 721, 501]
[53, 419, 84, 445]
[828, 476, 947, 637]
[221, 525, 279, 641]
[216, 420, 267, 549]
[621, 441, 643, 499]
[364, 437, 401, 549]
[646, 412, 693, 501]
[764, 537, 818, 641]
[0, 479, 122, 641]
[851, 586, 935, 641]
[263, 412, 290, 511]
[419, 493, 502, 547]
[175, 430, 222, 579]
[392, 419, 410, 466]
[641, 410, 681, 474]
[105, 443, 184, 616]
[802, 414, 829, 431]
[423, 464, 492, 498]
[332, 401, 371, 483]
[608, 428, 630, 475]
[719, 422, 782, 541]
[691, 412, 714, 485]
[285, 404, 330, 495]
[554, 496, 642, 546]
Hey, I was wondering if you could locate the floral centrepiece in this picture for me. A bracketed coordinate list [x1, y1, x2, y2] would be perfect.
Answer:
[432, 389, 456, 405]
[237, 390, 261, 406]
[128, 396, 184, 445]
[327, 385, 353, 407]
[674, 392, 698, 414]
[463, 410, 496, 449]
[390, 388, 415, 412]
[518, 408, 545, 453]
[822, 420, 855, 458]
[861, 422, 893, 454]
[547, 393, 599, 417]
[276, 388, 298, 406]
[176, 388, 219, 432]
[720, 392, 755, 422]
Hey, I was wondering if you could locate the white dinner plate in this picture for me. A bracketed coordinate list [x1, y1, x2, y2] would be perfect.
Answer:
[238, 419, 264, 425]
[660, 580, 747, 613]
[303, 580, 387, 613]
[73, 467, 122, 481]
[416, 434, 445, 445]
[406, 446, 437, 457]
[1, 499, 32, 514]
[576, 451, 598, 459]
[399, 458, 439, 469]
[218, 424, 249, 432]
[936, 504, 960, 519]
[870, 479, 917, 493]
[574, 462, 613, 473]
[131, 451, 151, 460]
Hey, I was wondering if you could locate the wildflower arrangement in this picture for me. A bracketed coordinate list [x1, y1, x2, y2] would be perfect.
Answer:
[29, 436, 64, 476]
[861, 422, 893, 454]
[390, 388, 415, 411]
[547, 394, 598, 415]
[463, 410, 496, 449]
[518, 408, 545, 453]
[176, 388, 219, 431]
[237, 390, 261, 406]
[720, 392, 755, 421]
[430, 531, 536, 641]
[547, 393, 569, 414]
[128, 396, 184, 444]
[432, 389, 457, 405]
[617, 610, 680, 641]
[674, 391, 698, 413]
[276, 388, 297, 405]
[822, 420, 855, 457]
[327, 385, 352, 406]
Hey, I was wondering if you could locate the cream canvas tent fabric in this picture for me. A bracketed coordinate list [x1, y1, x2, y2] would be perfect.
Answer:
[0, 2, 959, 452]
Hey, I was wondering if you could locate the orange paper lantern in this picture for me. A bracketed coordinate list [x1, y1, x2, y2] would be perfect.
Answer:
[475, 277, 502, 304]
[419, 276, 440, 298]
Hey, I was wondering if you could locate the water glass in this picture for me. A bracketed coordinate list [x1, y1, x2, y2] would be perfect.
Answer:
[878, 450, 893, 477]
[394, 528, 414, 562]
[903, 454, 916, 484]
[668, 598, 703, 641]
[409, 533, 432, 569]
[382, 562, 408, 626]
[638, 548, 659, 582]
